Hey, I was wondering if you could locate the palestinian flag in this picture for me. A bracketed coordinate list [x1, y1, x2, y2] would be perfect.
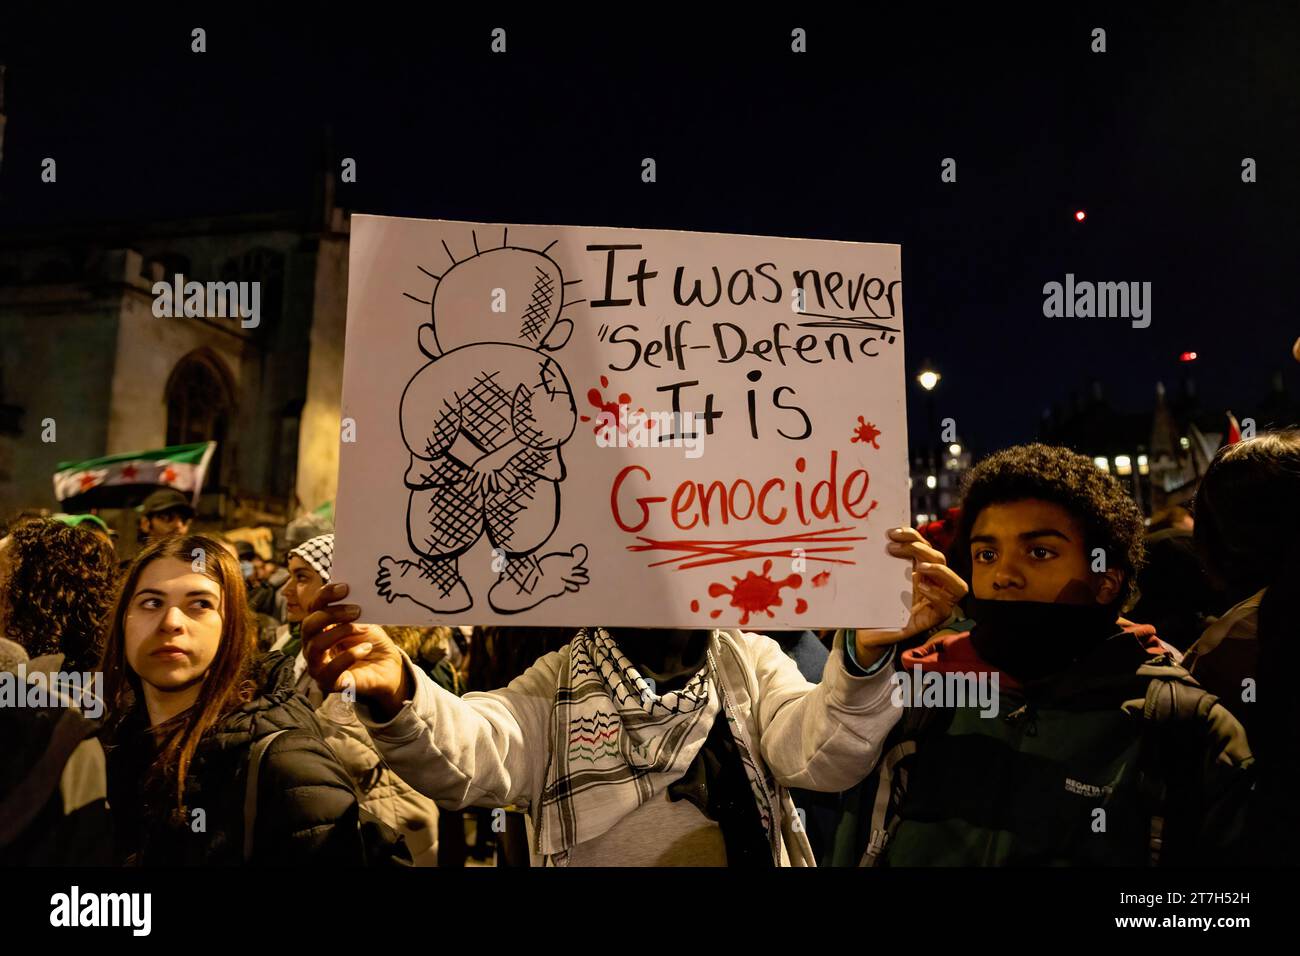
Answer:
[53, 441, 216, 505]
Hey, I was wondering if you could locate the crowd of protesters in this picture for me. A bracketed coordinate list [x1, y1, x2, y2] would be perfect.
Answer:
[1, 432, 1296, 866]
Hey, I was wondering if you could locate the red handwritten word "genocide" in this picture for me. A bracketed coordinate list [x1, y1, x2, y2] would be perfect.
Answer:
[611, 450, 875, 533]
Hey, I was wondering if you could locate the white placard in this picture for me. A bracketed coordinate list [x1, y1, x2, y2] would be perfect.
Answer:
[334, 215, 911, 629]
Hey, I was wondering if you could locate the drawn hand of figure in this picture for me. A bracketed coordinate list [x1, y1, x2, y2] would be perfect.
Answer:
[466, 440, 523, 497]
[854, 527, 969, 662]
[303, 582, 411, 721]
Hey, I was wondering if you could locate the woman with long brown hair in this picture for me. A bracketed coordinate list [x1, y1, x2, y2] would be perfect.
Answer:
[101, 533, 364, 865]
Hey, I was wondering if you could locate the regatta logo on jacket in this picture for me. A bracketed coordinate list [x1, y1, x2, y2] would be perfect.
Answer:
[889, 665, 999, 718]
[49, 886, 151, 936]
[1063, 777, 1113, 799]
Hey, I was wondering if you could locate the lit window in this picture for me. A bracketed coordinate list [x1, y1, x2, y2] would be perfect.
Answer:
[1094, 457, 1110, 472]
[1137, 454, 1149, 475]
[1115, 455, 1132, 476]
[948, 444, 962, 456]
[925, 475, 937, 489]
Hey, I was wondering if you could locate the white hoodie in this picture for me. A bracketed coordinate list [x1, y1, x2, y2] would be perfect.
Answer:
[356, 628, 899, 866]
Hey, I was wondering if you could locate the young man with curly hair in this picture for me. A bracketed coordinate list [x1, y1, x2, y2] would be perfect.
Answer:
[831, 444, 1254, 867]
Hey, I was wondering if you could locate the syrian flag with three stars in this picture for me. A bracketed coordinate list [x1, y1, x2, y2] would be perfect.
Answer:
[53, 441, 216, 504]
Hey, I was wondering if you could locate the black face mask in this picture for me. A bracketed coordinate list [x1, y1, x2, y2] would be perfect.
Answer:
[968, 597, 1119, 682]
[611, 629, 711, 690]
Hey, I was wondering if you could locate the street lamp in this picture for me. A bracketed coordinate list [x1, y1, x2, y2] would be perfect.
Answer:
[916, 361, 941, 515]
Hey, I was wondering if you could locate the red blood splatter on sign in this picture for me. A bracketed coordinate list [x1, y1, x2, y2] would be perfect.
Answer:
[707, 560, 803, 626]
[812, 571, 831, 588]
[795, 599, 808, 614]
[851, 416, 881, 449]
[690, 599, 700, 612]
[579, 376, 640, 437]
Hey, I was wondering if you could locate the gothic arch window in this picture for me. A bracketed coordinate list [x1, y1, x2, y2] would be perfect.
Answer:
[164, 350, 235, 490]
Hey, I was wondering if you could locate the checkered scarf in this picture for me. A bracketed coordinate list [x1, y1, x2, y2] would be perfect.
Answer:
[289, 533, 333, 582]
[536, 628, 721, 857]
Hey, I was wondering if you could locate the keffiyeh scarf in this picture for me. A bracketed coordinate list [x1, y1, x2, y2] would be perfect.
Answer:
[537, 628, 721, 857]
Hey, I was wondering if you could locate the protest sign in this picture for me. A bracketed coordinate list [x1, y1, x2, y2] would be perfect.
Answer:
[334, 215, 910, 629]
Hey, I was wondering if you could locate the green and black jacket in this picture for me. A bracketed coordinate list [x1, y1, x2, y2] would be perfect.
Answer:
[829, 623, 1254, 867]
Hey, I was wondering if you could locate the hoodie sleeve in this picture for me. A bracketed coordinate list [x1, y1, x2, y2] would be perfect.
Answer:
[255, 729, 366, 865]
[354, 651, 560, 812]
[749, 628, 901, 793]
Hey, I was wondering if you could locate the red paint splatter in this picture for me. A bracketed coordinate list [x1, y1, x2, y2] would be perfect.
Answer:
[851, 417, 881, 449]
[795, 599, 808, 614]
[690, 599, 700, 612]
[707, 559, 803, 626]
[812, 571, 831, 588]
[709, 609, 723, 619]
[578, 376, 647, 439]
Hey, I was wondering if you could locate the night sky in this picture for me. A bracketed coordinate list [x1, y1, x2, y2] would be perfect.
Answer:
[3, 7, 1296, 456]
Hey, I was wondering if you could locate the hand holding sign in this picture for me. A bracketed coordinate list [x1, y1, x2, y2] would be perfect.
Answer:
[303, 583, 410, 721]
[854, 528, 969, 659]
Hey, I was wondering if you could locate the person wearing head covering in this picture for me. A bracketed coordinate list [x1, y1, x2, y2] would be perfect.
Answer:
[53, 512, 115, 543]
[268, 533, 440, 864]
[261, 514, 336, 624]
[271, 533, 334, 663]
[136, 489, 195, 544]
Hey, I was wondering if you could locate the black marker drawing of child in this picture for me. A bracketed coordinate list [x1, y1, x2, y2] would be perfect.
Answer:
[378, 235, 590, 614]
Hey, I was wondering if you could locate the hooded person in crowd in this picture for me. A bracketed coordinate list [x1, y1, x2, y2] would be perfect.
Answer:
[299, 527, 966, 866]
[100, 534, 365, 866]
[1183, 430, 1300, 864]
[1184, 431, 1300, 737]
[0, 516, 118, 673]
[270, 533, 441, 865]
[830, 444, 1253, 867]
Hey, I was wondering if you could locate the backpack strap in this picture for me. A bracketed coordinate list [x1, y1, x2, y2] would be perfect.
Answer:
[857, 703, 952, 867]
[243, 729, 289, 863]
[0, 710, 95, 850]
[1135, 671, 1216, 866]
[859, 739, 917, 866]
